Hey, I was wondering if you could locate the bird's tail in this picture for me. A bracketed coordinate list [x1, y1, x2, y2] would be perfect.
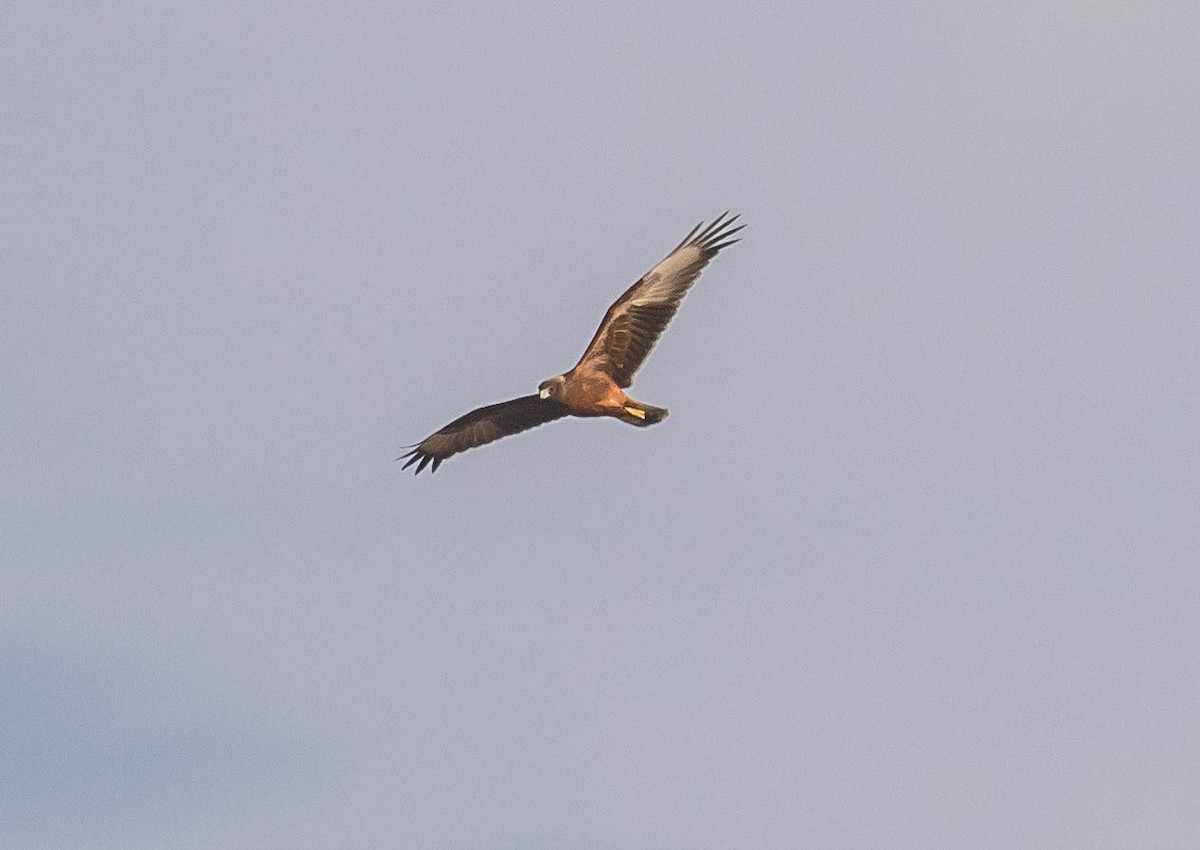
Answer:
[620, 399, 669, 427]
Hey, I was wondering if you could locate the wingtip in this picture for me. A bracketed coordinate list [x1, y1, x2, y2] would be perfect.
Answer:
[399, 445, 448, 475]
[674, 220, 706, 252]
[674, 211, 744, 253]
[694, 213, 744, 251]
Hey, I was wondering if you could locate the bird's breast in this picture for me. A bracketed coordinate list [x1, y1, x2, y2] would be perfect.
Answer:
[560, 369, 626, 415]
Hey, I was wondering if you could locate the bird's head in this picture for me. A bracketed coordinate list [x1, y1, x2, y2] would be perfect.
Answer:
[537, 375, 566, 400]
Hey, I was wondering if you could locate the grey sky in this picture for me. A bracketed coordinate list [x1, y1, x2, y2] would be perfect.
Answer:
[4, 2, 1199, 847]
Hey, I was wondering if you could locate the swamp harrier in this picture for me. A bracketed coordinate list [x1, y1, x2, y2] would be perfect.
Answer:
[401, 212, 744, 474]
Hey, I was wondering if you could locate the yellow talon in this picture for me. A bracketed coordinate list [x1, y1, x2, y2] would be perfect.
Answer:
[624, 406, 646, 419]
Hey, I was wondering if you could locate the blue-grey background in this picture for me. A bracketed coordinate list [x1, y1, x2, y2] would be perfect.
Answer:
[4, 3, 1198, 848]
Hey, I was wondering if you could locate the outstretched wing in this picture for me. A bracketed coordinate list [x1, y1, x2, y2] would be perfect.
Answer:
[400, 395, 570, 474]
[574, 212, 744, 388]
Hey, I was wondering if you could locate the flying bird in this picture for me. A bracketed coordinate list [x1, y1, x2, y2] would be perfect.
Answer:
[401, 212, 744, 474]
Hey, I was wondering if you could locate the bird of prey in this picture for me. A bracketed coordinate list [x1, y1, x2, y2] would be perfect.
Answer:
[401, 212, 744, 474]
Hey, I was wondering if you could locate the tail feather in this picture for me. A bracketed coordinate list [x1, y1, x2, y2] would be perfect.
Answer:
[621, 400, 669, 427]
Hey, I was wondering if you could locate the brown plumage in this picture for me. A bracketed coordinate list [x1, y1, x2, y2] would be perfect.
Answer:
[400, 212, 744, 474]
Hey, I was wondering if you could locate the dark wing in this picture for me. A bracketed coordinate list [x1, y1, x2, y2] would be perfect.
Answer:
[574, 212, 744, 388]
[400, 394, 570, 474]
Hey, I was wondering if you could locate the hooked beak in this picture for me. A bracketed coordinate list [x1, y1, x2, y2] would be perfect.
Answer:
[539, 388, 551, 399]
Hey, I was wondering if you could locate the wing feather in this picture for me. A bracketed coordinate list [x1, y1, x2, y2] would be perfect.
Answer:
[400, 395, 570, 474]
[575, 212, 744, 387]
